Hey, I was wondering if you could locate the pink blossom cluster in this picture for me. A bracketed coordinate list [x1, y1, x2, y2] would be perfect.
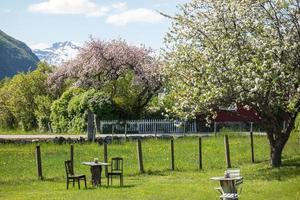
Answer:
[48, 38, 162, 92]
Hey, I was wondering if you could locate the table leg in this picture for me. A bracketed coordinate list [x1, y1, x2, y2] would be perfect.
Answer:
[90, 166, 101, 187]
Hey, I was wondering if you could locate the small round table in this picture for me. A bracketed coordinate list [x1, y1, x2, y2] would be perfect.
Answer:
[82, 161, 110, 187]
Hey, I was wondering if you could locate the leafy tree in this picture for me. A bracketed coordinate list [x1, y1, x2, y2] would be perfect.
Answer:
[48, 38, 162, 118]
[51, 88, 116, 133]
[0, 62, 53, 130]
[0, 77, 15, 128]
[164, 0, 300, 167]
[35, 95, 53, 132]
[50, 87, 84, 133]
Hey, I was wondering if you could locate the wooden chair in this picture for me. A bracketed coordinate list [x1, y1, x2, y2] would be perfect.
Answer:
[64, 160, 87, 189]
[227, 169, 243, 194]
[107, 157, 123, 186]
[227, 169, 240, 178]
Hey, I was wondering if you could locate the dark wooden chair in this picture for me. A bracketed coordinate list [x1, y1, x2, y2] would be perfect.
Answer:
[107, 157, 123, 186]
[64, 160, 87, 189]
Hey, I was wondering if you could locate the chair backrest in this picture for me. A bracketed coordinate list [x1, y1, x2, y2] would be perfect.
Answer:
[111, 157, 123, 172]
[226, 169, 240, 178]
[65, 160, 74, 176]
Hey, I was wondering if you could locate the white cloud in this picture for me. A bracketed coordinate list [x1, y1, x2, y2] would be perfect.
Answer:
[111, 2, 127, 12]
[29, 42, 50, 50]
[106, 8, 164, 26]
[28, 0, 110, 17]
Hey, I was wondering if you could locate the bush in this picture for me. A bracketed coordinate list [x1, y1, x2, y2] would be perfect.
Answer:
[51, 88, 116, 133]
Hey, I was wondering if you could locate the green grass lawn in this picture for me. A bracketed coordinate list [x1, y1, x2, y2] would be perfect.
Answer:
[0, 133, 299, 199]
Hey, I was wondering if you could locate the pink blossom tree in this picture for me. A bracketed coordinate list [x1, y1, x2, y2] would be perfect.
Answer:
[48, 38, 162, 118]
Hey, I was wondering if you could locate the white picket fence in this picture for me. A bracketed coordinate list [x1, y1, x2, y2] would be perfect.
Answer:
[99, 119, 197, 134]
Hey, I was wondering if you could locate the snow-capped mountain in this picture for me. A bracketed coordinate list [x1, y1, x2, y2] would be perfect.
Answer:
[33, 41, 80, 66]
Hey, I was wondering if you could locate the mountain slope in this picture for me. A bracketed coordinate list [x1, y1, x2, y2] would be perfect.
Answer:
[0, 29, 39, 79]
[33, 41, 80, 66]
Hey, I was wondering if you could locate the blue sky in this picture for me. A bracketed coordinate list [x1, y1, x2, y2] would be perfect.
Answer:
[1, 0, 188, 50]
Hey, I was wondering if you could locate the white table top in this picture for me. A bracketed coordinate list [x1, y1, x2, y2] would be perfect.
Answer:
[210, 176, 243, 181]
[81, 161, 110, 166]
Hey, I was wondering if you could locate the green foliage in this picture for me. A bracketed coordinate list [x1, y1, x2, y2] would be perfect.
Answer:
[51, 88, 116, 133]
[107, 70, 147, 119]
[50, 87, 84, 133]
[294, 113, 300, 135]
[34, 95, 53, 132]
[0, 62, 53, 130]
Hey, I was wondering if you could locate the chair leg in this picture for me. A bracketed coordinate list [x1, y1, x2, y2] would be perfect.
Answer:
[73, 179, 75, 187]
[67, 179, 69, 189]
[107, 175, 109, 186]
[84, 177, 87, 189]
[121, 174, 123, 186]
[111, 175, 113, 185]
[78, 179, 80, 189]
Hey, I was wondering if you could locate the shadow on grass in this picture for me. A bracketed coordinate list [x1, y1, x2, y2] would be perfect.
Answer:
[145, 169, 172, 176]
[85, 184, 135, 190]
[282, 157, 300, 167]
[127, 169, 171, 177]
[246, 157, 300, 181]
[43, 177, 63, 182]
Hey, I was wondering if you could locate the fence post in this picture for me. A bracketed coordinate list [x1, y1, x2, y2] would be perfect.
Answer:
[171, 139, 175, 170]
[94, 114, 99, 136]
[250, 122, 254, 163]
[103, 142, 108, 177]
[70, 144, 74, 172]
[137, 139, 144, 173]
[155, 122, 157, 138]
[183, 122, 186, 136]
[35, 145, 43, 180]
[125, 122, 127, 140]
[198, 137, 202, 170]
[112, 124, 114, 143]
[224, 135, 231, 168]
[87, 110, 95, 141]
[214, 122, 217, 136]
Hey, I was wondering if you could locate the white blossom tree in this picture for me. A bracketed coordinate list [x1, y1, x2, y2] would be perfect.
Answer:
[49, 38, 162, 118]
[164, 0, 300, 167]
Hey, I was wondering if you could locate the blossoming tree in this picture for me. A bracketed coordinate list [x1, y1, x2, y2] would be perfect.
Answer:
[49, 38, 162, 118]
[164, 0, 300, 167]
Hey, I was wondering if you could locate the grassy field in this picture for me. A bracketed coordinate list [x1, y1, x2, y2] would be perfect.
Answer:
[0, 133, 299, 200]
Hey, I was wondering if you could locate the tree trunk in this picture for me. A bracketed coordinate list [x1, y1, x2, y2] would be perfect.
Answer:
[267, 130, 289, 168]
[270, 144, 284, 167]
[260, 111, 296, 168]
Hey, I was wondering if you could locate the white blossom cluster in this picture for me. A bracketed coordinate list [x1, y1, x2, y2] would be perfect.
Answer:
[163, 0, 300, 137]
